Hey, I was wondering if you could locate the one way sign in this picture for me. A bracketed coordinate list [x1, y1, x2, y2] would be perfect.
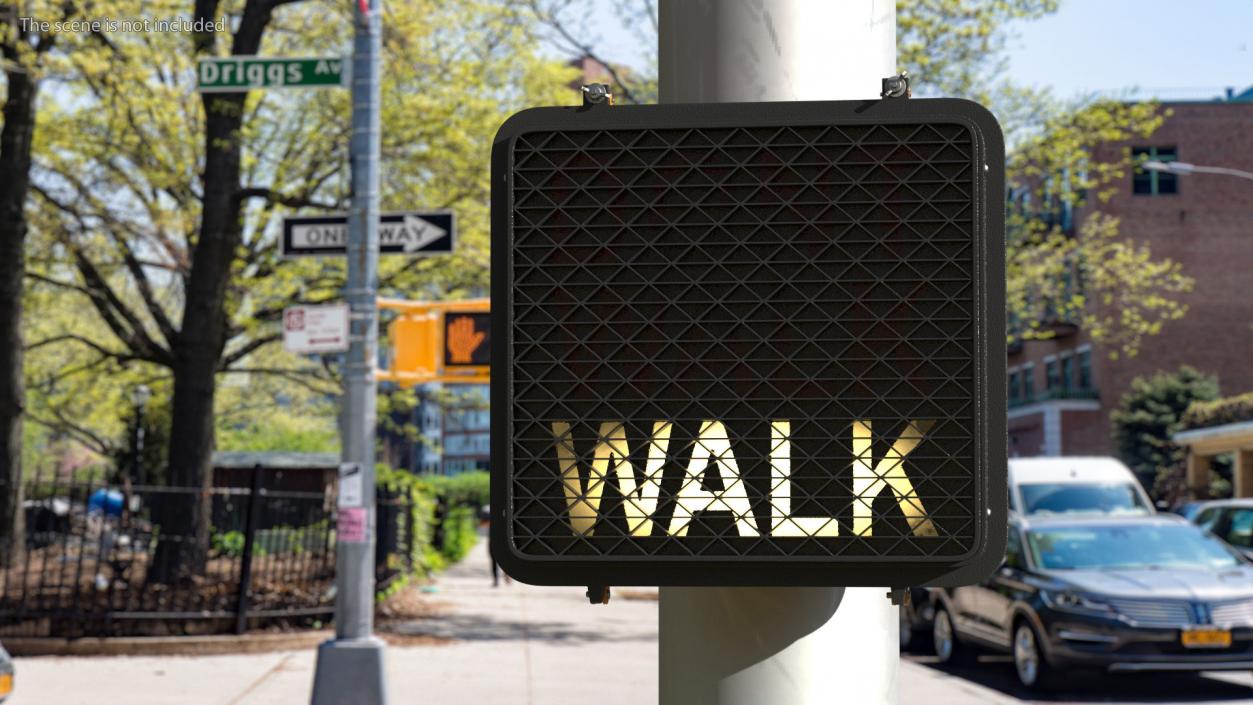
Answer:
[281, 212, 454, 257]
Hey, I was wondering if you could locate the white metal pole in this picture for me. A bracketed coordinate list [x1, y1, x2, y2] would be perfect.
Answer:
[657, 2, 899, 704]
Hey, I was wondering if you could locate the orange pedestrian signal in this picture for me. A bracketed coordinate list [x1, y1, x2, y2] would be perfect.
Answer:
[444, 313, 490, 367]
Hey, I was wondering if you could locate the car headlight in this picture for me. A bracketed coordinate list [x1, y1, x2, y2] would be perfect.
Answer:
[1040, 589, 1116, 615]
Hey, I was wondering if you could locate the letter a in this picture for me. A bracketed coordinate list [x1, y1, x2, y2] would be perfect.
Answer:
[851, 420, 937, 537]
[667, 421, 759, 537]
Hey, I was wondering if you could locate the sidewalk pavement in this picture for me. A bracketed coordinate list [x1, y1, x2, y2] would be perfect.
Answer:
[8, 532, 1006, 704]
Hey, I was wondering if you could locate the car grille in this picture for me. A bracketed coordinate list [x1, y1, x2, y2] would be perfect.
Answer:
[1108, 599, 1195, 627]
[1211, 598, 1253, 627]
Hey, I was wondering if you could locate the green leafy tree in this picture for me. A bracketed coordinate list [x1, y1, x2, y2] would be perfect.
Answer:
[1111, 367, 1220, 501]
[24, 0, 575, 580]
[1, 0, 58, 565]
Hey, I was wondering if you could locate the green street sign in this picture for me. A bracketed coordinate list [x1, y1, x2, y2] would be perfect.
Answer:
[197, 56, 346, 92]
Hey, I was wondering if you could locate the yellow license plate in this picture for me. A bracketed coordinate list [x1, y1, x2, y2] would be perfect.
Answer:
[0, 672, 12, 696]
[1182, 628, 1232, 648]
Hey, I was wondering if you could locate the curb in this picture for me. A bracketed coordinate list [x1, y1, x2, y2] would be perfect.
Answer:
[4, 629, 334, 657]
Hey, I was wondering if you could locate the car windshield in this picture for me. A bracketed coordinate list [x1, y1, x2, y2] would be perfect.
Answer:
[1026, 524, 1241, 571]
[1018, 482, 1151, 516]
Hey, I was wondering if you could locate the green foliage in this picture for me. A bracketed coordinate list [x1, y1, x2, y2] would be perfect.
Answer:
[374, 465, 486, 577]
[108, 388, 173, 485]
[424, 471, 491, 511]
[212, 521, 330, 558]
[217, 408, 339, 454]
[1111, 367, 1221, 499]
[20, 0, 578, 482]
[1182, 392, 1253, 432]
[897, 0, 1060, 101]
[439, 506, 479, 564]
[212, 529, 248, 558]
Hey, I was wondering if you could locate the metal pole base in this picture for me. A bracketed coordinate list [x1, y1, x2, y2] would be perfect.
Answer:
[310, 637, 389, 705]
[659, 587, 898, 705]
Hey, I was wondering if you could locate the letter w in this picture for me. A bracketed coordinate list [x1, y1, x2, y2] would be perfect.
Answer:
[551, 421, 672, 537]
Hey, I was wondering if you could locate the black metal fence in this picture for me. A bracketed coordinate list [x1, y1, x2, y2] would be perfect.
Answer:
[0, 466, 417, 638]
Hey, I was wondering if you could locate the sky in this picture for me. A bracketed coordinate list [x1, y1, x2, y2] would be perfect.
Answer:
[1007, 0, 1252, 101]
[584, 0, 1253, 102]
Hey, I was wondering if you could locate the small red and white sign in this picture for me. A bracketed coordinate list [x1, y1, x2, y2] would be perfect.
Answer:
[282, 303, 350, 354]
[338, 507, 368, 543]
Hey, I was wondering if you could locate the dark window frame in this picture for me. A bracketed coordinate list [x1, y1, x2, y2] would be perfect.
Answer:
[1132, 146, 1179, 196]
[1077, 348, 1093, 390]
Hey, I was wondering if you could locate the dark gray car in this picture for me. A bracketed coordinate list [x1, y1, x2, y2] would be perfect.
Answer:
[930, 515, 1253, 690]
[0, 642, 11, 702]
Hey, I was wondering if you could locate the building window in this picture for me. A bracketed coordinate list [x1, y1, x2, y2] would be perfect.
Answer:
[1133, 146, 1178, 196]
[1045, 358, 1060, 391]
[1022, 363, 1035, 400]
[1060, 354, 1074, 391]
[1077, 348, 1093, 390]
[1009, 370, 1021, 403]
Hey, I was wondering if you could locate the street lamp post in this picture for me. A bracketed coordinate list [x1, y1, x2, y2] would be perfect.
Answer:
[129, 384, 151, 486]
[1143, 160, 1253, 182]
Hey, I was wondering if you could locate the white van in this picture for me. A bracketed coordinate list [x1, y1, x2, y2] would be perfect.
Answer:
[1008, 456, 1155, 516]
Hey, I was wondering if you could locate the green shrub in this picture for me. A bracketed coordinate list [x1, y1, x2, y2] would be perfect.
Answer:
[369, 466, 488, 596]
[1111, 366, 1221, 502]
[439, 506, 478, 563]
[212, 529, 248, 557]
[424, 471, 489, 511]
[1182, 392, 1253, 431]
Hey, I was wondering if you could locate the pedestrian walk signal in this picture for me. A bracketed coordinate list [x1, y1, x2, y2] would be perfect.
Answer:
[490, 98, 1007, 587]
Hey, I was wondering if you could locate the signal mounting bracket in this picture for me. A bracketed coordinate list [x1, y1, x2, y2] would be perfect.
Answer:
[880, 72, 911, 99]
[581, 83, 614, 107]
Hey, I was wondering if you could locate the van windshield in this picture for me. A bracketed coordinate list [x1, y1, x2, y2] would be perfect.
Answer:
[1018, 482, 1152, 516]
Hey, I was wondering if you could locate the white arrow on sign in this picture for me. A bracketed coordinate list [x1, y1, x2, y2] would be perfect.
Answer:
[395, 214, 448, 252]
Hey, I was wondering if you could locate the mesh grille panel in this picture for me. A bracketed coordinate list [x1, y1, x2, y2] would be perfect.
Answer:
[498, 106, 1001, 577]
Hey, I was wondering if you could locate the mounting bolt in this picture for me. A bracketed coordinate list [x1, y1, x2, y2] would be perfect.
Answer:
[887, 587, 911, 606]
[582, 83, 614, 107]
[880, 72, 911, 99]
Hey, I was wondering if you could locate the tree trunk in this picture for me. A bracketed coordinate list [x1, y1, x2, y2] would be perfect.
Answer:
[149, 0, 280, 583]
[0, 60, 37, 568]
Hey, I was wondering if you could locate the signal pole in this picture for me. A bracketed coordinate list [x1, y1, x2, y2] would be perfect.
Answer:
[310, 0, 388, 700]
[657, 2, 900, 703]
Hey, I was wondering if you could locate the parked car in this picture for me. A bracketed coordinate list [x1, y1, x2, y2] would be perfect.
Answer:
[0, 641, 12, 702]
[1191, 499, 1253, 560]
[899, 587, 935, 652]
[1009, 457, 1154, 517]
[1173, 500, 1208, 521]
[930, 514, 1253, 689]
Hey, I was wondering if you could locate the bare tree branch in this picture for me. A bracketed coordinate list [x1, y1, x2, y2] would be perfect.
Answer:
[27, 410, 114, 456]
[527, 0, 641, 104]
[236, 186, 340, 211]
[219, 332, 282, 369]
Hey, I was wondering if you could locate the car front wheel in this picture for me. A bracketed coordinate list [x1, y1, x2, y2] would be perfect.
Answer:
[1012, 621, 1055, 690]
[932, 606, 972, 665]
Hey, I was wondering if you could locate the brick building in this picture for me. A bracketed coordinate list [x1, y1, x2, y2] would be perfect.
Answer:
[1008, 88, 1253, 457]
